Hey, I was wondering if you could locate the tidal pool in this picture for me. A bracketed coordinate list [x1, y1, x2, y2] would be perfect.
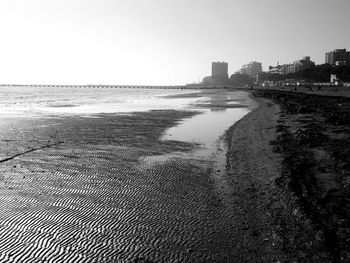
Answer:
[161, 90, 257, 204]
[163, 107, 250, 157]
[163, 90, 255, 158]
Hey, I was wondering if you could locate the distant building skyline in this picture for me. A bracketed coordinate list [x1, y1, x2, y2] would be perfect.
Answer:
[201, 52, 347, 85]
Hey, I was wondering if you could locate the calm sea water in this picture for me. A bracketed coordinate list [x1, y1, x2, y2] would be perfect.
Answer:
[0, 86, 199, 117]
[0, 86, 255, 151]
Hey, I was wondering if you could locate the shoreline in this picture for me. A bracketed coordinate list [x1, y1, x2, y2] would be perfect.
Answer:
[223, 95, 288, 261]
[2, 87, 349, 261]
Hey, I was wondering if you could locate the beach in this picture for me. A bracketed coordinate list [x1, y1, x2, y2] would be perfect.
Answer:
[0, 88, 258, 262]
[1, 0, 349, 261]
[0, 86, 349, 262]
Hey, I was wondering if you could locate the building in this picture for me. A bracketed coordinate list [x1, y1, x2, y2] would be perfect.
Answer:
[201, 62, 229, 85]
[239, 61, 262, 78]
[325, 49, 350, 65]
[212, 62, 228, 80]
[293, 56, 315, 72]
[269, 64, 288, 75]
[284, 64, 296, 74]
[268, 65, 283, 74]
[268, 56, 315, 75]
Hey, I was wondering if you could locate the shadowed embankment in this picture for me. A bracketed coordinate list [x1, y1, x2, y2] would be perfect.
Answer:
[253, 90, 350, 262]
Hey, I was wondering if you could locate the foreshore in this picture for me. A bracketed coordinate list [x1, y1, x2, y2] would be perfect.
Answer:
[0, 89, 255, 262]
[0, 88, 349, 262]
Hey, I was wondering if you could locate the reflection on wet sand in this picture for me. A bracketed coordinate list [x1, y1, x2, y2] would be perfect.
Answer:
[161, 91, 256, 206]
[163, 91, 253, 149]
[209, 93, 229, 111]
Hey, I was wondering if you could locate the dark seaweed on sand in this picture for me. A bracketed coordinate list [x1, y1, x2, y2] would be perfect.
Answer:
[255, 90, 350, 262]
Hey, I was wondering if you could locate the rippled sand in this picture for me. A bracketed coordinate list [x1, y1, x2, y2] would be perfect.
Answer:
[0, 87, 271, 262]
[0, 108, 245, 262]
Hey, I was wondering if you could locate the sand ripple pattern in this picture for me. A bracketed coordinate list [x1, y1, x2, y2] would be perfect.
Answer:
[0, 111, 237, 262]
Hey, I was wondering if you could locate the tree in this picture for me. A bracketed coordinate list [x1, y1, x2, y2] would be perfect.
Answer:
[341, 66, 350, 82]
[268, 73, 284, 81]
[318, 66, 332, 82]
[230, 73, 254, 86]
[258, 72, 270, 82]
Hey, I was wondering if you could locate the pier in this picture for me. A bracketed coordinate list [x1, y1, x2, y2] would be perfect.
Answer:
[0, 84, 233, 90]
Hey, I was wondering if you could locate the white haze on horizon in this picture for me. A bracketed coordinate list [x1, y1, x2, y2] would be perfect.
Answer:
[0, 0, 349, 85]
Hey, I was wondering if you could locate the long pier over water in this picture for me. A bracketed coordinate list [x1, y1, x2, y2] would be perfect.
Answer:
[1, 84, 228, 89]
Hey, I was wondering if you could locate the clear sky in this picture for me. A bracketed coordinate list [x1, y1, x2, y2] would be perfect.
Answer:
[0, 0, 349, 85]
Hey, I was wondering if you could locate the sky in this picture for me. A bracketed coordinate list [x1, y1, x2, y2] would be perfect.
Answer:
[0, 0, 349, 85]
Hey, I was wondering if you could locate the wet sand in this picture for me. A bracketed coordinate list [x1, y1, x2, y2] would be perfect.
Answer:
[0, 89, 265, 262]
[223, 97, 288, 262]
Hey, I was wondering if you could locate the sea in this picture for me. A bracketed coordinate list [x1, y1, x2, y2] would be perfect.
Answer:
[0, 86, 199, 117]
[0, 85, 254, 161]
